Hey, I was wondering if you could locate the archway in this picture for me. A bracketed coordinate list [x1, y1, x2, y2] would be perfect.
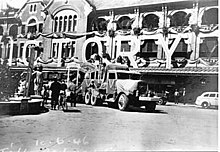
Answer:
[9, 25, 18, 39]
[142, 14, 159, 31]
[117, 16, 132, 30]
[92, 18, 107, 32]
[170, 11, 189, 27]
[202, 8, 218, 25]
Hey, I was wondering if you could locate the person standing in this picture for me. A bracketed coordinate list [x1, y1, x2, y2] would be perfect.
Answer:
[59, 80, 67, 110]
[42, 84, 49, 107]
[174, 89, 179, 104]
[50, 78, 61, 110]
[68, 79, 77, 107]
[182, 88, 186, 105]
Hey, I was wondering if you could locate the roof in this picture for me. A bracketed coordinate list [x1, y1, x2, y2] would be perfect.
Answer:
[130, 67, 218, 76]
[87, 0, 215, 10]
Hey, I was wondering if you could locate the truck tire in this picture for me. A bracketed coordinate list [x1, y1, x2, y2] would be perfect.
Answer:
[91, 91, 102, 106]
[145, 102, 156, 112]
[84, 92, 91, 105]
[118, 94, 129, 111]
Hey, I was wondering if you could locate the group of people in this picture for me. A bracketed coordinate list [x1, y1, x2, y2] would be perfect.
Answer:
[49, 78, 78, 110]
[174, 88, 186, 104]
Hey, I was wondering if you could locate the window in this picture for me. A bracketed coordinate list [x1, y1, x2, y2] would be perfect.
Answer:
[91, 72, 95, 79]
[203, 94, 209, 97]
[64, 16, 67, 32]
[68, 16, 72, 31]
[39, 23, 43, 33]
[34, 5, 37, 12]
[59, 16, 63, 32]
[142, 14, 159, 30]
[117, 73, 129, 79]
[21, 25, 25, 35]
[121, 41, 130, 52]
[52, 43, 59, 58]
[73, 15, 77, 31]
[0, 44, 2, 58]
[140, 40, 158, 57]
[109, 73, 115, 79]
[30, 5, 33, 12]
[209, 94, 216, 97]
[53, 10, 78, 33]
[19, 43, 24, 58]
[30, 4, 37, 13]
[54, 17, 58, 32]
[117, 16, 132, 30]
[199, 37, 218, 58]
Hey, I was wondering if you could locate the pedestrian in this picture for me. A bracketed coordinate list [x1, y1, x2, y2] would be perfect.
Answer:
[59, 80, 67, 110]
[182, 88, 186, 105]
[42, 84, 49, 107]
[50, 77, 61, 110]
[174, 89, 179, 104]
[68, 78, 77, 107]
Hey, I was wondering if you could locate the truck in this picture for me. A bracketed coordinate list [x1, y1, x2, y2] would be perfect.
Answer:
[81, 63, 160, 111]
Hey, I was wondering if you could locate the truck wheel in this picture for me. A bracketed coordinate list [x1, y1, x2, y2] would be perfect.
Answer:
[91, 93, 102, 106]
[118, 94, 129, 111]
[145, 102, 156, 112]
[84, 92, 91, 105]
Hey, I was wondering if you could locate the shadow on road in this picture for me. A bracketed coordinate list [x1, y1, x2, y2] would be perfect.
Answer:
[128, 106, 168, 114]
[63, 109, 81, 113]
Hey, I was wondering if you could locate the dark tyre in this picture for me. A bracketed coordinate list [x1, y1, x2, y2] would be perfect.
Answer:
[84, 92, 91, 105]
[145, 102, 156, 112]
[202, 102, 209, 109]
[118, 94, 129, 111]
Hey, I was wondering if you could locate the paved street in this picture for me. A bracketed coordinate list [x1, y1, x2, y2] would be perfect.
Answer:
[0, 102, 218, 152]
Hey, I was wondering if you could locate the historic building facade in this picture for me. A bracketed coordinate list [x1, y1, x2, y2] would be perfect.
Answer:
[0, 0, 218, 103]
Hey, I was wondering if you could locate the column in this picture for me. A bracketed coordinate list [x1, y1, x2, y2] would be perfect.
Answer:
[8, 37, 13, 66]
[57, 42, 62, 67]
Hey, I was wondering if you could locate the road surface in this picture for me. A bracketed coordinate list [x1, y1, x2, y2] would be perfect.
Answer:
[0, 102, 218, 152]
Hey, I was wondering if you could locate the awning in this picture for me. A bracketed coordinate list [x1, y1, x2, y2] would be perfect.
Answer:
[131, 67, 218, 76]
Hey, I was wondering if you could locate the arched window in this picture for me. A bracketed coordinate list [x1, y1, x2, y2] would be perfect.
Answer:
[27, 19, 37, 34]
[170, 11, 189, 27]
[68, 15, 72, 31]
[9, 25, 18, 39]
[142, 14, 159, 31]
[34, 4, 37, 12]
[64, 16, 67, 32]
[73, 15, 77, 31]
[92, 18, 107, 32]
[202, 8, 218, 25]
[54, 17, 58, 32]
[117, 16, 132, 30]
[54, 10, 78, 32]
[59, 16, 63, 32]
[30, 5, 33, 12]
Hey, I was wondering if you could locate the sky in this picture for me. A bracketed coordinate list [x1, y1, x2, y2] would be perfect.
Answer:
[0, 0, 27, 9]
